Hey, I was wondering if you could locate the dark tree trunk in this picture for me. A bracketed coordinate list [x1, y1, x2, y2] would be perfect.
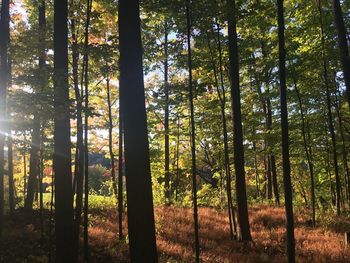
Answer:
[207, 25, 237, 240]
[164, 22, 171, 204]
[318, 0, 341, 215]
[25, 0, 46, 211]
[118, 0, 158, 261]
[335, 91, 350, 207]
[7, 136, 14, 215]
[0, 0, 10, 234]
[118, 98, 123, 240]
[23, 145, 27, 199]
[295, 82, 316, 226]
[53, 0, 74, 261]
[227, 0, 252, 241]
[332, 0, 350, 108]
[277, 1, 295, 261]
[186, 1, 200, 260]
[82, 1, 93, 260]
[71, 15, 85, 261]
[26, 116, 40, 210]
[174, 116, 180, 202]
[253, 140, 260, 199]
[266, 155, 273, 200]
[106, 77, 117, 199]
[270, 154, 280, 206]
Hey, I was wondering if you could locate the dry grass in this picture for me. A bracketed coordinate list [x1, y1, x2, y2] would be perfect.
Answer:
[88, 205, 350, 263]
[1, 206, 349, 262]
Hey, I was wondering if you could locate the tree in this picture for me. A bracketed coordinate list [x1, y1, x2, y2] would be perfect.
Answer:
[277, 0, 295, 262]
[0, 0, 10, 235]
[118, 0, 158, 261]
[227, 0, 251, 241]
[332, 0, 350, 108]
[53, 0, 74, 261]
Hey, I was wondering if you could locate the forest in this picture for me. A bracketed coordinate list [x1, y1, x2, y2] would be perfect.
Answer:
[0, 0, 350, 262]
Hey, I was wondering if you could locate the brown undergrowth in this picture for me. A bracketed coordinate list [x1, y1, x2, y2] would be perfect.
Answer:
[1, 206, 350, 262]
[89, 205, 350, 263]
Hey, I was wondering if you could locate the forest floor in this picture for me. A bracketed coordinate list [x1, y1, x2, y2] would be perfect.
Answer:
[1, 204, 350, 262]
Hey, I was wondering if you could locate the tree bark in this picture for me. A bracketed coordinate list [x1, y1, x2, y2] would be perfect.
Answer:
[332, 0, 350, 108]
[53, 0, 74, 261]
[185, 1, 200, 260]
[227, 0, 252, 241]
[118, 0, 158, 261]
[164, 22, 171, 204]
[118, 97, 124, 240]
[318, 0, 341, 215]
[295, 82, 316, 226]
[277, 1, 295, 262]
[0, 0, 10, 235]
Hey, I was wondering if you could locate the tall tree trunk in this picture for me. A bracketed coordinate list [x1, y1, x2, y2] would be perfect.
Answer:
[7, 136, 14, 215]
[186, 1, 200, 260]
[266, 155, 273, 199]
[332, 0, 350, 108]
[295, 82, 316, 226]
[164, 22, 171, 204]
[82, 1, 93, 260]
[335, 91, 350, 207]
[175, 115, 180, 202]
[70, 16, 84, 204]
[118, 0, 158, 261]
[0, 0, 10, 235]
[270, 154, 280, 206]
[227, 0, 251, 241]
[23, 144, 27, 199]
[7, 50, 14, 216]
[106, 76, 117, 200]
[118, 97, 123, 240]
[207, 25, 237, 240]
[71, 14, 85, 261]
[53, 0, 74, 261]
[266, 96, 280, 205]
[26, 116, 40, 210]
[253, 139, 260, 199]
[277, 1, 295, 261]
[318, 0, 341, 215]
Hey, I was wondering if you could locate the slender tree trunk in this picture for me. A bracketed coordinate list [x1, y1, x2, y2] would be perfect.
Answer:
[332, 0, 350, 108]
[71, 14, 86, 261]
[253, 140, 260, 198]
[164, 22, 171, 204]
[207, 26, 237, 240]
[175, 115, 180, 202]
[25, 115, 40, 210]
[118, 98, 123, 240]
[295, 82, 316, 226]
[118, 0, 158, 261]
[39, 133, 44, 237]
[70, 16, 84, 205]
[7, 136, 14, 215]
[82, 1, 93, 260]
[23, 145, 27, 199]
[227, 0, 251, 241]
[266, 96, 280, 205]
[7, 57, 14, 216]
[53, 0, 74, 261]
[266, 155, 273, 200]
[270, 154, 280, 206]
[335, 92, 350, 207]
[277, 1, 295, 261]
[318, 0, 341, 215]
[186, 1, 200, 260]
[106, 77, 117, 199]
[0, 0, 10, 235]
